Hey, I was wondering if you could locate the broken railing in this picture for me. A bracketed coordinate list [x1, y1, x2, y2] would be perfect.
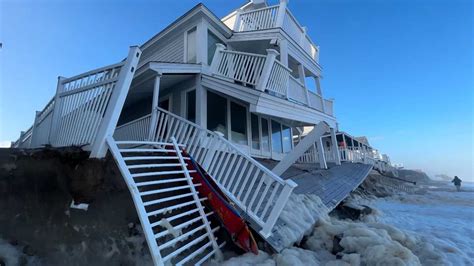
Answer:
[12, 47, 141, 158]
[113, 107, 297, 238]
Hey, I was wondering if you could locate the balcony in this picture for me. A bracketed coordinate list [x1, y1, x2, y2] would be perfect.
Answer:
[209, 44, 334, 117]
[222, 0, 319, 62]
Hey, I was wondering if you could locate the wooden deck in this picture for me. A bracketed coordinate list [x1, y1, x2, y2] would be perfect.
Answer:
[257, 160, 373, 251]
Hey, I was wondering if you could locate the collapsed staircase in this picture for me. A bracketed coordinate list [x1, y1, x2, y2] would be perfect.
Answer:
[107, 137, 225, 265]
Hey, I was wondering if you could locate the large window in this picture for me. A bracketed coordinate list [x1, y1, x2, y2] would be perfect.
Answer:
[208, 30, 224, 65]
[271, 120, 283, 153]
[282, 124, 292, 153]
[261, 118, 270, 152]
[251, 114, 260, 150]
[186, 28, 197, 63]
[207, 92, 227, 137]
[230, 102, 247, 145]
[186, 90, 196, 123]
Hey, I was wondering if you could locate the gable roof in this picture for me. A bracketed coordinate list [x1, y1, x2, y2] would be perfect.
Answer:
[140, 3, 233, 51]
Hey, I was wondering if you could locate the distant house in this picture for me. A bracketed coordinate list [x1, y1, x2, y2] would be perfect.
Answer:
[12, 1, 397, 265]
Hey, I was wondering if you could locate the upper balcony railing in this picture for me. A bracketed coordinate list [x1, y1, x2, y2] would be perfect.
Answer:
[224, 0, 319, 62]
[210, 44, 333, 117]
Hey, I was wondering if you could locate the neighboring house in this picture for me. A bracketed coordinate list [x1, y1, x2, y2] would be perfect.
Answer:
[11, 1, 397, 265]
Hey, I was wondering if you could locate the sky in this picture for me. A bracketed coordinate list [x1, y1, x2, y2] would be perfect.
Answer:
[0, 0, 472, 180]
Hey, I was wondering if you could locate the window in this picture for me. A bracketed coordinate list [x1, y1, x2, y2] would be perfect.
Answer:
[207, 92, 227, 137]
[251, 114, 260, 150]
[282, 124, 292, 153]
[186, 90, 196, 123]
[186, 28, 197, 63]
[159, 98, 170, 111]
[230, 102, 247, 145]
[261, 118, 270, 152]
[208, 30, 224, 65]
[271, 120, 282, 153]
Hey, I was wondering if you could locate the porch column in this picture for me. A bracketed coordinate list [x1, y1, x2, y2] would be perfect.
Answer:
[315, 76, 325, 113]
[275, 0, 289, 28]
[330, 127, 341, 165]
[256, 49, 279, 92]
[195, 74, 207, 129]
[148, 72, 162, 140]
[315, 136, 327, 169]
[279, 39, 288, 67]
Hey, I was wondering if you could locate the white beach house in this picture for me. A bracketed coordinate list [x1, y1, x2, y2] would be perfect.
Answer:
[12, 1, 396, 265]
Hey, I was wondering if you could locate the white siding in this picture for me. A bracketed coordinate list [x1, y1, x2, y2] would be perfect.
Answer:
[139, 34, 185, 67]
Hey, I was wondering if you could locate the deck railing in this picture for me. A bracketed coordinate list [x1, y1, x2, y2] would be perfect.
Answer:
[114, 107, 297, 238]
[235, 5, 280, 32]
[227, 1, 319, 62]
[212, 49, 266, 86]
[210, 47, 334, 117]
[11, 47, 141, 157]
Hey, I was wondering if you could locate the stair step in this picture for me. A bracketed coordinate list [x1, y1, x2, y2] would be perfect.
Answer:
[139, 183, 202, 196]
[137, 177, 188, 187]
[128, 163, 183, 169]
[192, 241, 226, 266]
[147, 198, 207, 217]
[150, 207, 202, 227]
[144, 192, 196, 207]
[119, 148, 175, 153]
[132, 170, 196, 178]
[155, 212, 214, 239]
[161, 226, 218, 262]
[123, 156, 189, 161]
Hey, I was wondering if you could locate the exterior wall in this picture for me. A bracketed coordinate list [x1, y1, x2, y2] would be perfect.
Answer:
[139, 34, 185, 66]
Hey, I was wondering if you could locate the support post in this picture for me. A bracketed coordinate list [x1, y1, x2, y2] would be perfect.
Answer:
[256, 49, 279, 92]
[315, 76, 325, 113]
[48, 76, 66, 145]
[90, 46, 142, 158]
[209, 43, 226, 73]
[330, 127, 341, 165]
[233, 10, 241, 31]
[279, 39, 288, 67]
[195, 74, 207, 129]
[315, 136, 327, 169]
[148, 72, 162, 141]
[275, 0, 289, 28]
[272, 121, 329, 175]
[29, 111, 41, 148]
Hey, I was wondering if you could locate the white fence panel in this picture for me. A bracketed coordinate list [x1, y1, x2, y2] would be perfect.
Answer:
[266, 60, 290, 97]
[214, 50, 266, 86]
[308, 91, 324, 112]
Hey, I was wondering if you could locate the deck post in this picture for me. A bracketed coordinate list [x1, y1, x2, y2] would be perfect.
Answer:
[209, 43, 226, 73]
[90, 46, 141, 158]
[148, 71, 162, 141]
[233, 10, 241, 31]
[29, 111, 41, 148]
[256, 49, 279, 92]
[316, 136, 327, 169]
[48, 76, 66, 145]
[330, 127, 341, 165]
[195, 74, 207, 129]
[275, 0, 288, 28]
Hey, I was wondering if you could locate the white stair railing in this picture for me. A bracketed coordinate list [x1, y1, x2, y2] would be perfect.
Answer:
[113, 107, 297, 238]
[106, 136, 224, 266]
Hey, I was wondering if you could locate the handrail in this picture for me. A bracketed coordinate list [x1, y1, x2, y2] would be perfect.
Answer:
[114, 107, 297, 238]
[156, 107, 291, 187]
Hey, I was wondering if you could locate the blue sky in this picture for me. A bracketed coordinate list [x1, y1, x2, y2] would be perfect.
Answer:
[0, 0, 472, 180]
